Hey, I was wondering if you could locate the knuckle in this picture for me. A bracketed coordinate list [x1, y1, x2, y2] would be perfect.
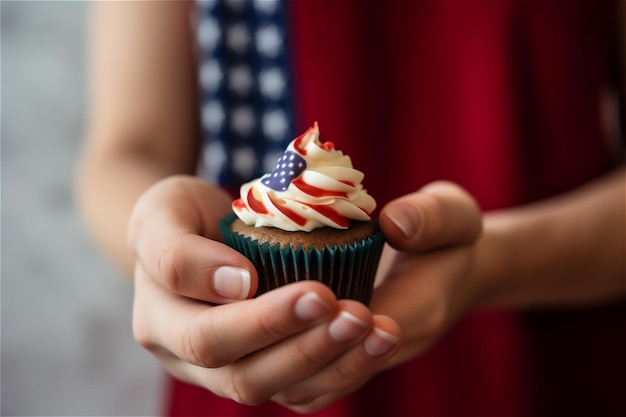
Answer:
[157, 237, 186, 293]
[223, 369, 267, 406]
[180, 317, 225, 368]
[330, 360, 364, 382]
[181, 324, 209, 367]
[293, 341, 330, 368]
[256, 312, 291, 341]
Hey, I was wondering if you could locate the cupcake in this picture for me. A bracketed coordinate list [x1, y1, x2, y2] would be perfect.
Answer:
[220, 122, 384, 304]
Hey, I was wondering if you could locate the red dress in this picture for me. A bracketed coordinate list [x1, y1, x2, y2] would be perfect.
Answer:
[170, 1, 625, 415]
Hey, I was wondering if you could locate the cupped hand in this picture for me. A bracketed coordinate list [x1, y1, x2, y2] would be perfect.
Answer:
[127, 175, 402, 410]
[372, 181, 484, 364]
[271, 181, 485, 413]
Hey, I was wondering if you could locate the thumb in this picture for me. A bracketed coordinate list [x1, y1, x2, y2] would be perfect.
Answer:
[379, 181, 482, 253]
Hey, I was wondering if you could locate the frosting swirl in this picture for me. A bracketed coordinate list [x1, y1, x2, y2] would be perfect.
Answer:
[232, 122, 376, 231]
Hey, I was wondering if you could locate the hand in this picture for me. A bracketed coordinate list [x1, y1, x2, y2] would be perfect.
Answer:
[127, 175, 402, 411]
[372, 181, 484, 366]
[271, 181, 484, 413]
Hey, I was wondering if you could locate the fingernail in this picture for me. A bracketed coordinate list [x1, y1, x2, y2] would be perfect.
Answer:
[294, 292, 332, 321]
[213, 266, 251, 300]
[328, 311, 368, 342]
[363, 328, 400, 357]
[385, 205, 420, 238]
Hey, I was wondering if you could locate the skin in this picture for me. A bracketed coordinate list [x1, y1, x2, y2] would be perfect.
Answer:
[77, 1, 625, 414]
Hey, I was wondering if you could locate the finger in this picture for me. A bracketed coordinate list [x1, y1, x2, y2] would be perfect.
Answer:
[272, 315, 401, 411]
[128, 176, 233, 245]
[128, 177, 257, 302]
[379, 180, 482, 252]
[216, 300, 373, 406]
[133, 272, 339, 369]
[153, 301, 374, 407]
[144, 232, 258, 303]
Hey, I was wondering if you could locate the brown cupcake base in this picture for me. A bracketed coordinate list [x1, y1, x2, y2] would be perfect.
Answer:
[220, 213, 385, 304]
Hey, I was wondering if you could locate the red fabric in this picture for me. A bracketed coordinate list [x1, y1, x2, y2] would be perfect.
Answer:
[168, 1, 625, 416]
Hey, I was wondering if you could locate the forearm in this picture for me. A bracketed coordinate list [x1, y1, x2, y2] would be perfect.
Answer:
[474, 165, 625, 309]
[77, 0, 200, 276]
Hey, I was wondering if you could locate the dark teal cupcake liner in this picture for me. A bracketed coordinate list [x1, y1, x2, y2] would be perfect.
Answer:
[220, 213, 384, 304]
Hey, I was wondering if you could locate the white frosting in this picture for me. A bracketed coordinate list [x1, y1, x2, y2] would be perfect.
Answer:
[232, 122, 376, 231]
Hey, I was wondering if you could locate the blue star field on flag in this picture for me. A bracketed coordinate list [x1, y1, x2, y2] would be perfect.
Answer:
[195, 0, 295, 191]
[261, 150, 306, 191]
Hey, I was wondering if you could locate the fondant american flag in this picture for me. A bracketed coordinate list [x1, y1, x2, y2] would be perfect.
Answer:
[261, 150, 306, 191]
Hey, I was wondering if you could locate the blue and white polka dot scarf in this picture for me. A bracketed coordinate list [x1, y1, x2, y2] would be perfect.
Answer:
[195, 0, 295, 190]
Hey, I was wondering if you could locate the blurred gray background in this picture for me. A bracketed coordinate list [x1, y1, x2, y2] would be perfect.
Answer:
[2, 1, 164, 415]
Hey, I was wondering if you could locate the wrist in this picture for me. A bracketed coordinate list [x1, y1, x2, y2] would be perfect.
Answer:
[464, 214, 509, 311]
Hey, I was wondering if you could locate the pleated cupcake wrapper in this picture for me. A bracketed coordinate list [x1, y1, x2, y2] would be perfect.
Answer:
[220, 213, 385, 305]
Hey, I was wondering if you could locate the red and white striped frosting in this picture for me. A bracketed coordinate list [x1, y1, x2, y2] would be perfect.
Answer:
[232, 122, 376, 231]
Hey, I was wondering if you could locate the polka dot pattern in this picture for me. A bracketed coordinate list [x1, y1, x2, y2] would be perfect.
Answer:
[196, 0, 294, 189]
